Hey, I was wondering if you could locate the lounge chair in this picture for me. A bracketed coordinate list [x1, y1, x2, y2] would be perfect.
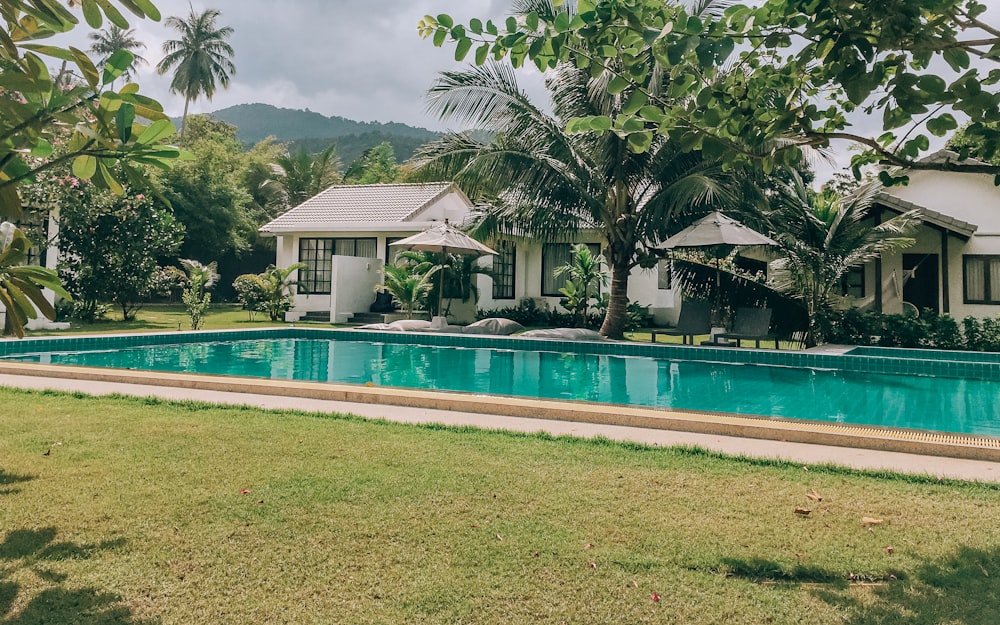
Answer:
[708, 307, 776, 349]
[650, 300, 712, 345]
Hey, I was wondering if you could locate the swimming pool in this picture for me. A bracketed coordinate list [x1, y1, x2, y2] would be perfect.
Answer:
[2, 329, 999, 437]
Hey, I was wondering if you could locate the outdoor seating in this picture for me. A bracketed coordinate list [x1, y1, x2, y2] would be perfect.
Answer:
[707, 307, 777, 349]
[650, 300, 712, 345]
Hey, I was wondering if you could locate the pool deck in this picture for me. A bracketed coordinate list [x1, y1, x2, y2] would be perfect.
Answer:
[2, 361, 999, 483]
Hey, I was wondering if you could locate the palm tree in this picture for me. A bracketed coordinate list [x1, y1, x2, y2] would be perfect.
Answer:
[88, 26, 148, 84]
[554, 243, 608, 327]
[275, 145, 342, 206]
[156, 7, 236, 136]
[378, 264, 437, 319]
[764, 174, 920, 343]
[411, 0, 737, 339]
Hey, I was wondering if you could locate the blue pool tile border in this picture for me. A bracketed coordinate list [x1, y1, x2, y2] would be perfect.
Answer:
[2, 327, 1000, 382]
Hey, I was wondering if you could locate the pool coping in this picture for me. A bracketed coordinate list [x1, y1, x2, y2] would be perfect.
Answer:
[2, 356, 999, 463]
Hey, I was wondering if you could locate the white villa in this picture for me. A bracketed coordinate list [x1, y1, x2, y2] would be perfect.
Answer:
[261, 155, 1000, 326]
[258, 182, 672, 324]
[850, 151, 1000, 320]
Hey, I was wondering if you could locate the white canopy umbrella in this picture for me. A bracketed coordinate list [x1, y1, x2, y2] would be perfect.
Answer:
[390, 220, 497, 325]
[658, 211, 777, 249]
[657, 211, 777, 319]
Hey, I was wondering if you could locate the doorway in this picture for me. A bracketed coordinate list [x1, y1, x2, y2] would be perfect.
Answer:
[902, 254, 939, 314]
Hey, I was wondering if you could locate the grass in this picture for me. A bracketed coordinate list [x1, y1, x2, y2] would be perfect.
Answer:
[24, 304, 338, 336]
[2, 388, 999, 624]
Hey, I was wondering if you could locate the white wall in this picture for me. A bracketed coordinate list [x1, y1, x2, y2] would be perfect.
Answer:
[331, 256, 383, 323]
[882, 170, 1000, 319]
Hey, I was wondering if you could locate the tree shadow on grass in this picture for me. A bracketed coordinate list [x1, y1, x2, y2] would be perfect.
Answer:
[0, 528, 151, 625]
[812, 546, 1000, 625]
[0, 471, 33, 497]
[707, 557, 852, 586]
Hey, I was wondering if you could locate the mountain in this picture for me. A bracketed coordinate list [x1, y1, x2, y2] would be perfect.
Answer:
[206, 103, 440, 165]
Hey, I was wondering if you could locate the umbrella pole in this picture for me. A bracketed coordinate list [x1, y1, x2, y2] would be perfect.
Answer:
[437, 248, 447, 320]
[715, 257, 722, 325]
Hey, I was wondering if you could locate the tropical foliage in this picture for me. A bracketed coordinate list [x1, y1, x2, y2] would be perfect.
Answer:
[764, 176, 919, 343]
[53, 181, 182, 322]
[555, 243, 608, 327]
[0, 0, 180, 220]
[0, 222, 70, 337]
[233, 263, 306, 322]
[378, 263, 437, 319]
[412, 49, 734, 338]
[420, 0, 1000, 180]
[180, 259, 219, 330]
[88, 25, 147, 83]
[156, 6, 236, 135]
[275, 145, 342, 206]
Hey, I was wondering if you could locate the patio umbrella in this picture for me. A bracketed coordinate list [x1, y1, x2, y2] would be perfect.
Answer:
[656, 211, 777, 318]
[390, 220, 497, 322]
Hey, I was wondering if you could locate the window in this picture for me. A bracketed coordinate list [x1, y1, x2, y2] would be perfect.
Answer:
[964, 255, 1000, 304]
[333, 238, 377, 258]
[492, 241, 516, 299]
[541, 243, 601, 296]
[841, 266, 865, 298]
[298, 238, 334, 294]
[385, 237, 405, 264]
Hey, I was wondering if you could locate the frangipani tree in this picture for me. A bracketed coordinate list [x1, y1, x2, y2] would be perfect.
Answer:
[0, 222, 70, 337]
[419, 0, 1000, 182]
[0, 0, 183, 333]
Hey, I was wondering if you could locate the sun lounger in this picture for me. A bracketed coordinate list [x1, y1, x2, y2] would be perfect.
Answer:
[707, 307, 777, 349]
[650, 300, 711, 345]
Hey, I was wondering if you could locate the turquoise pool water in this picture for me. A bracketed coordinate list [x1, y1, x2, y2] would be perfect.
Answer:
[5, 336, 999, 436]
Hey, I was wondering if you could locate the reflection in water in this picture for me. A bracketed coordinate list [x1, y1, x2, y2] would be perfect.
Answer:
[5, 339, 999, 435]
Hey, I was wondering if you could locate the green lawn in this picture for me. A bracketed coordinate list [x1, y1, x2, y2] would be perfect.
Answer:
[1, 388, 998, 624]
[24, 304, 337, 336]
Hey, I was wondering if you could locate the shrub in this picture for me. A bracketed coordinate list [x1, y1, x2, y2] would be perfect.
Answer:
[233, 274, 266, 320]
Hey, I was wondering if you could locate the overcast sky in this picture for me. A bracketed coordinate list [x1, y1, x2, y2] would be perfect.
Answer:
[51, 0, 1000, 178]
[54, 0, 547, 130]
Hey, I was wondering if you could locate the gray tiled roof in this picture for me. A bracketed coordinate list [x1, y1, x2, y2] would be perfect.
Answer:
[260, 182, 457, 232]
[875, 192, 979, 239]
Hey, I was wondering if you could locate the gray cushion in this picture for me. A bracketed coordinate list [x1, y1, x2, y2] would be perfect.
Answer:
[519, 328, 605, 341]
[461, 318, 524, 335]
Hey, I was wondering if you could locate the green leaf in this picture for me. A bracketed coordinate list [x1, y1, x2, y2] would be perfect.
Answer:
[81, 0, 103, 27]
[506, 16, 517, 32]
[608, 75, 630, 95]
[30, 139, 53, 158]
[469, 18, 483, 34]
[69, 46, 100, 89]
[916, 74, 947, 95]
[96, 0, 128, 28]
[116, 103, 135, 143]
[103, 49, 133, 84]
[432, 28, 447, 47]
[436, 14, 454, 28]
[135, 119, 175, 145]
[943, 47, 971, 71]
[627, 131, 653, 153]
[590, 116, 613, 132]
[622, 90, 647, 115]
[475, 43, 489, 65]
[455, 37, 472, 61]
[525, 11, 539, 31]
[553, 12, 570, 33]
[72, 154, 98, 179]
[20, 44, 75, 61]
[0, 185, 22, 220]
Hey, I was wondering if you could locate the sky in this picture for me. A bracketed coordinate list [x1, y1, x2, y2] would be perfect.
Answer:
[53, 0, 547, 130]
[50, 0, 1000, 178]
